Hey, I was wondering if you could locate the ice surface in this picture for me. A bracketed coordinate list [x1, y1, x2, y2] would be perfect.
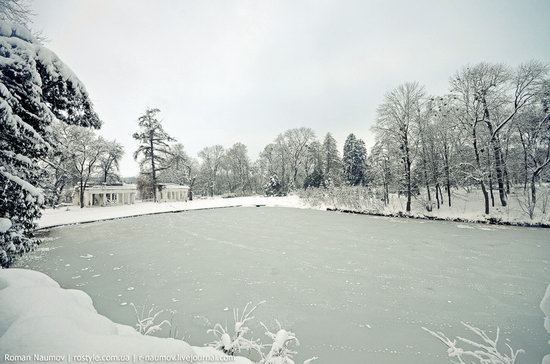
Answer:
[17, 207, 550, 363]
[542, 284, 550, 364]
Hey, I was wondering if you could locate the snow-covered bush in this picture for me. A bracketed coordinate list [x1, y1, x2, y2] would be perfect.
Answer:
[298, 186, 384, 213]
[265, 175, 287, 197]
[260, 320, 317, 364]
[0, 22, 100, 266]
[208, 302, 317, 364]
[422, 322, 524, 364]
[208, 301, 264, 357]
[516, 190, 537, 220]
[130, 303, 171, 336]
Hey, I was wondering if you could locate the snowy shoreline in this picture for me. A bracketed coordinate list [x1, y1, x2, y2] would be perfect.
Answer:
[37, 195, 309, 229]
[326, 207, 550, 228]
[37, 194, 550, 231]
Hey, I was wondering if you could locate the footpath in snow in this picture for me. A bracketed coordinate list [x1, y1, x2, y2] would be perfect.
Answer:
[38, 196, 307, 229]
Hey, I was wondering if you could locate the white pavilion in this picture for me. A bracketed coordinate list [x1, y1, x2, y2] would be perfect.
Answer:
[73, 184, 137, 207]
[156, 183, 190, 202]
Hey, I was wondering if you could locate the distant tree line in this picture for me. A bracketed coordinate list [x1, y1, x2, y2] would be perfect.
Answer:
[131, 61, 550, 218]
[132, 112, 370, 200]
[371, 62, 549, 215]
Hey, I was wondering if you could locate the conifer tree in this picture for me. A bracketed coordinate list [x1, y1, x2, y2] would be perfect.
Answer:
[342, 133, 367, 186]
[133, 108, 175, 202]
[0, 23, 100, 266]
[322, 132, 342, 186]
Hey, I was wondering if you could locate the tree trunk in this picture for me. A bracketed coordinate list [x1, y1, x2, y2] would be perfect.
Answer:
[481, 181, 490, 215]
[79, 180, 85, 208]
[406, 160, 412, 213]
[423, 162, 432, 212]
[530, 175, 537, 207]
[149, 132, 157, 202]
[443, 148, 452, 207]
[491, 136, 508, 206]
[435, 183, 441, 209]
[473, 123, 489, 214]
[488, 169, 495, 208]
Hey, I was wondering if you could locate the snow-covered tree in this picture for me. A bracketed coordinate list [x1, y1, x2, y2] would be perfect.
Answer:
[321, 132, 342, 186]
[0, 0, 32, 26]
[133, 108, 175, 202]
[264, 174, 285, 196]
[66, 126, 106, 208]
[342, 133, 367, 186]
[39, 122, 76, 207]
[282, 128, 316, 189]
[158, 143, 193, 184]
[198, 145, 225, 197]
[0, 22, 100, 266]
[375, 82, 425, 212]
[303, 141, 324, 189]
[224, 142, 252, 195]
[97, 139, 124, 184]
[259, 138, 290, 192]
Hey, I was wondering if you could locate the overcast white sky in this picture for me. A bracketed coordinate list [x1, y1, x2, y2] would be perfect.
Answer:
[31, 0, 550, 176]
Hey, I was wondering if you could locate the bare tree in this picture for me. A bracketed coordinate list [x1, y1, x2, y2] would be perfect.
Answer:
[198, 145, 225, 197]
[281, 128, 316, 189]
[65, 126, 106, 208]
[0, 0, 32, 26]
[375, 82, 425, 212]
[98, 140, 124, 184]
[516, 97, 550, 208]
[224, 142, 252, 195]
[451, 66, 494, 214]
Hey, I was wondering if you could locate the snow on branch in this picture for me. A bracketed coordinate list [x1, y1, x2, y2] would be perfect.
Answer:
[422, 322, 524, 364]
[130, 303, 171, 336]
[207, 301, 318, 364]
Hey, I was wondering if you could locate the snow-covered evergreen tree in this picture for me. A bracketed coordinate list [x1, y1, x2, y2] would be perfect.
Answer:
[0, 22, 100, 266]
[322, 132, 342, 186]
[264, 174, 285, 196]
[133, 108, 175, 202]
[342, 133, 367, 186]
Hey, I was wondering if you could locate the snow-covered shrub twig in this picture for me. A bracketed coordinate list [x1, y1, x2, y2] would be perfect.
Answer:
[260, 320, 317, 364]
[422, 322, 524, 364]
[130, 303, 171, 336]
[207, 301, 265, 357]
[208, 302, 318, 364]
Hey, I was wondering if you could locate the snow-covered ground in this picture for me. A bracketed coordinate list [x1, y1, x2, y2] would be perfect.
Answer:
[19, 207, 550, 363]
[0, 268, 252, 364]
[299, 188, 550, 226]
[39, 196, 306, 228]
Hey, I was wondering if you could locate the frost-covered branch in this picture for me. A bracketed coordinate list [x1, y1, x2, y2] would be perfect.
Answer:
[130, 303, 171, 336]
[422, 322, 524, 364]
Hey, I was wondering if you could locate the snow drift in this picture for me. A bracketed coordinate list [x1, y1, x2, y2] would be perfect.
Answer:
[0, 269, 252, 364]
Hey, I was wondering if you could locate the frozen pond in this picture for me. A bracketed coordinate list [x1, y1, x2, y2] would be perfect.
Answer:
[17, 207, 550, 363]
